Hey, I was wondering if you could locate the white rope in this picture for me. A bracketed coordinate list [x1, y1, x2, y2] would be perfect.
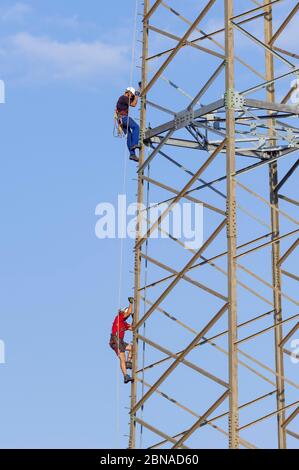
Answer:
[115, 0, 139, 449]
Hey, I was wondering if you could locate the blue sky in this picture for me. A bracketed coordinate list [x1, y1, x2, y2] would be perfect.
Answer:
[0, 0, 298, 449]
[0, 0, 136, 449]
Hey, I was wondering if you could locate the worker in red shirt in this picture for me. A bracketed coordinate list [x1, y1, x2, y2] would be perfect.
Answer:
[115, 86, 141, 163]
[109, 297, 134, 384]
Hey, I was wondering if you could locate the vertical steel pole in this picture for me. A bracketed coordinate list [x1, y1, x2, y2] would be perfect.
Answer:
[264, 0, 287, 449]
[225, 0, 239, 449]
[129, 0, 149, 450]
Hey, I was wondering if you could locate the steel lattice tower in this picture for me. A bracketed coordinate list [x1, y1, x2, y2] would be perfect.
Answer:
[129, 0, 299, 449]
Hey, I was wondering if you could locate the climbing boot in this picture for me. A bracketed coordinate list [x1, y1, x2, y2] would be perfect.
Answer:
[126, 361, 133, 370]
[129, 154, 139, 162]
[131, 144, 141, 151]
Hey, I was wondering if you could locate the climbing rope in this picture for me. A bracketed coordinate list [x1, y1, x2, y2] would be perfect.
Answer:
[115, 0, 139, 449]
[113, 111, 125, 138]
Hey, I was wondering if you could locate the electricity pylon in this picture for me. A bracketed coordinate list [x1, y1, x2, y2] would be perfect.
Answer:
[129, 0, 299, 449]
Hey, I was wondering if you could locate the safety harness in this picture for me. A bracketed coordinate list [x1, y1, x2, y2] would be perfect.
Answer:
[113, 110, 125, 138]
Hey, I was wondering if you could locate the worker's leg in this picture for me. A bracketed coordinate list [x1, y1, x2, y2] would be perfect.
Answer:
[128, 117, 140, 148]
[122, 116, 134, 155]
[119, 352, 127, 377]
[116, 342, 134, 383]
[125, 344, 133, 370]
[126, 344, 132, 362]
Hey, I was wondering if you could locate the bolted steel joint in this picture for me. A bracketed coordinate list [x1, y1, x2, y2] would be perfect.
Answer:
[174, 109, 194, 130]
[225, 89, 245, 110]
[226, 200, 237, 238]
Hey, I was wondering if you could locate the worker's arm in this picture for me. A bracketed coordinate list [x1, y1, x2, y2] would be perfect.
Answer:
[127, 303, 133, 316]
[125, 297, 134, 330]
[130, 94, 138, 107]
[124, 321, 132, 331]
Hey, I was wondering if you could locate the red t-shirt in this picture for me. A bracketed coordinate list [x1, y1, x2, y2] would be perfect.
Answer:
[111, 311, 131, 339]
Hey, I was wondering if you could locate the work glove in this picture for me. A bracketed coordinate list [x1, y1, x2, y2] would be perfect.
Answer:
[128, 297, 134, 304]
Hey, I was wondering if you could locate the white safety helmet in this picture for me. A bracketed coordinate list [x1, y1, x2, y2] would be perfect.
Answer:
[126, 86, 136, 95]
[119, 306, 129, 314]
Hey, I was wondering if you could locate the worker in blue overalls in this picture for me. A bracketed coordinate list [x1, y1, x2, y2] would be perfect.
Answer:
[115, 87, 141, 162]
